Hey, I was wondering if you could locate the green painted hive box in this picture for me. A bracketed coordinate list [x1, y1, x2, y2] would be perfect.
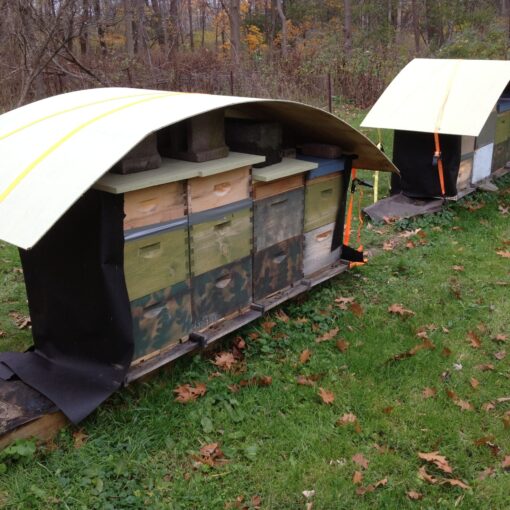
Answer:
[189, 199, 253, 276]
[304, 172, 343, 232]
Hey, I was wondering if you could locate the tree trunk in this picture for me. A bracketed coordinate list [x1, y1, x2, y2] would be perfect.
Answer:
[124, 0, 134, 57]
[411, 0, 420, 54]
[187, 0, 194, 50]
[225, 0, 241, 64]
[343, 0, 352, 57]
[168, 0, 180, 55]
[276, 0, 287, 57]
[79, 0, 89, 55]
[396, 0, 403, 44]
[152, 0, 167, 50]
[93, 0, 107, 55]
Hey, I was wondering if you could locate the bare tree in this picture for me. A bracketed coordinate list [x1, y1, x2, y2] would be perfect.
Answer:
[276, 0, 287, 57]
[344, 0, 352, 57]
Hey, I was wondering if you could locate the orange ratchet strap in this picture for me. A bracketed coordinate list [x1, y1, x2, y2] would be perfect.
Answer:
[433, 131, 446, 196]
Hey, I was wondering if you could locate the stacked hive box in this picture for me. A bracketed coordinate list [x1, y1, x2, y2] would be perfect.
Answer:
[188, 167, 253, 330]
[492, 103, 510, 173]
[298, 155, 346, 277]
[251, 159, 318, 301]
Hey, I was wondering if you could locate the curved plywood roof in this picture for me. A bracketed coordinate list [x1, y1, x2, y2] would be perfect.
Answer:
[0, 87, 395, 249]
[362, 58, 510, 136]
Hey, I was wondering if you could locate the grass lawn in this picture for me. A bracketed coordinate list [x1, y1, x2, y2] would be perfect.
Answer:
[0, 130, 509, 508]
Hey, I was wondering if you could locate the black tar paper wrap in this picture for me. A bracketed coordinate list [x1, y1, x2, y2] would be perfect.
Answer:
[391, 130, 461, 198]
[0, 190, 133, 423]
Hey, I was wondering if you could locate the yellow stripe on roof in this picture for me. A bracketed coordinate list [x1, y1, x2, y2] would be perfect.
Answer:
[0, 93, 178, 203]
[0, 91, 169, 142]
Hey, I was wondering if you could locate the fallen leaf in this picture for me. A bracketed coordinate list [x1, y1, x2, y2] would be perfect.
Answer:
[418, 466, 438, 484]
[261, 321, 276, 333]
[468, 331, 481, 348]
[478, 467, 495, 480]
[446, 390, 474, 411]
[300, 349, 312, 364]
[482, 402, 496, 412]
[407, 491, 423, 500]
[302, 490, 315, 499]
[316, 328, 339, 343]
[441, 347, 452, 357]
[476, 363, 494, 372]
[406, 240, 416, 249]
[335, 296, 355, 310]
[418, 452, 453, 474]
[318, 388, 335, 405]
[502, 456, 510, 470]
[356, 478, 387, 495]
[441, 478, 469, 490]
[474, 435, 495, 446]
[337, 413, 358, 425]
[494, 350, 506, 360]
[251, 495, 261, 509]
[423, 387, 437, 399]
[213, 352, 236, 372]
[383, 240, 395, 251]
[174, 383, 207, 403]
[452, 265, 464, 272]
[388, 304, 415, 316]
[72, 429, 88, 449]
[296, 317, 309, 324]
[349, 302, 364, 317]
[8, 312, 31, 330]
[382, 406, 394, 415]
[493, 334, 508, 343]
[336, 340, 350, 352]
[388, 339, 435, 362]
[470, 378, 480, 390]
[275, 309, 289, 323]
[296, 375, 320, 386]
[496, 251, 510, 258]
[233, 337, 246, 350]
[195, 442, 226, 467]
[352, 453, 369, 470]
[499, 204, 510, 215]
[352, 471, 363, 485]
[238, 376, 273, 388]
[464, 201, 485, 211]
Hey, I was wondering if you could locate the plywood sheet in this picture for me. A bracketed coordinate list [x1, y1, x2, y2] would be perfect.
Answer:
[362, 59, 510, 136]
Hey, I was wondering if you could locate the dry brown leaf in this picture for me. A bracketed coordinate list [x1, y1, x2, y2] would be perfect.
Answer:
[195, 442, 227, 467]
[251, 495, 262, 509]
[494, 350, 506, 360]
[423, 387, 437, 399]
[296, 374, 321, 386]
[72, 429, 88, 449]
[388, 304, 415, 316]
[213, 352, 236, 371]
[337, 413, 358, 426]
[464, 201, 485, 211]
[418, 466, 438, 484]
[8, 312, 31, 330]
[238, 376, 273, 388]
[441, 347, 452, 357]
[406, 240, 416, 249]
[382, 406, 394, 415]
[496, 250, 510, 258]
[502, 456, 510, 469]
[174, 383, 207, 403]
[482, 402, 496, 412]
[476, 363, 494, 372]
[352, 453, 369, 470]
[318, 387, 335, 405]
[233, 337, 246, 350]
[350, 302, 364, 317]
[446, 390, 474, 411]
[452, 265, 464, 272]
[493, 334, 508, 343]
[470, 378, 480, 390]
[388, 339, 435, 362]
[383, 240, 396, 251]
[261, 321, 276, 333]
[352, 471, 363, 485]
[355, 478, 387, 496]
[275, 309, 289, 323]
[407, 491, 423, 500]
[441, 478, 469, 490]
[418, 452, 453, 474]
[335, 296, 355, 310]
[336, 339, 350, 352]
[300, 349, 312, 364]
[468, 331, 481, 348]
[474, 435, 495, 446]
[478, 467, 495, 480]
[296, 317, 309, 324]
[316, 328, 339, 343]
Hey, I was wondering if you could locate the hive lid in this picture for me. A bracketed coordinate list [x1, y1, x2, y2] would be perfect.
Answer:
[0, 87, 396, 249]
[362, 58, 510, 137]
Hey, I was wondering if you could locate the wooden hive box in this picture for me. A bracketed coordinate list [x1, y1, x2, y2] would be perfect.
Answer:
[253, 235, 303, 301]
[130, 280, 192, 360]
[191, 256, 252, 330]
[303, 222, 341, 277]
[252, 173, 304, 200]
[188, 166, 250, 213]
[253, 187, 304, 252]
[124, 218, 189, 301]
[123, 181, 186, 231]
[189, 200, 253, 276]
[304, 172, 343, 232]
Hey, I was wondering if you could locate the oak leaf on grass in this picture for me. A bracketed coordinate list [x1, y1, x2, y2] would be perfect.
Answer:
[213, 352, 236, 371]
[388, 304, 415, 316]
[318, 387, 335, 405]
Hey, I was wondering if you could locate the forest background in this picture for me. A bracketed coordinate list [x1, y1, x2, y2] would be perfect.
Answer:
[2, 0, 510, 113]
